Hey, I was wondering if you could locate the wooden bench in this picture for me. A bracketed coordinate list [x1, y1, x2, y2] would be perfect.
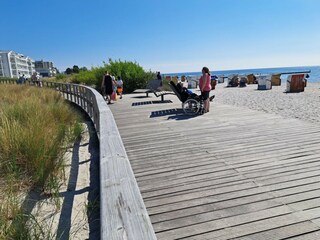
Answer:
[133, 79, 174, 101]
[133, 89, 174, 101]
[152, 90, 175, 101]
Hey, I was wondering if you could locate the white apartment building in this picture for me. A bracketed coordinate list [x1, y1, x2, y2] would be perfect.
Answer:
[0, 50, 35, 78]
[35, 60, 57, 77]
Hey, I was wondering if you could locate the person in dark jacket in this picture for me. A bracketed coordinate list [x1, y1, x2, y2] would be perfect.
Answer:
[101, 71, 114, 104]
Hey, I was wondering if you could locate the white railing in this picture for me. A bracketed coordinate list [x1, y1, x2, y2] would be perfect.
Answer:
[0, 79, 156, 240]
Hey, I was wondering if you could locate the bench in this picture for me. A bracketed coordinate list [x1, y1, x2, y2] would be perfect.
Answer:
[152, 90, 175, 101]
[133, 89, 174, 101]
[133, 79, 174, 101]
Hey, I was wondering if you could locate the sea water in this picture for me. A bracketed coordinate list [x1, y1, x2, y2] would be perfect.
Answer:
[165, 66, 320, 83]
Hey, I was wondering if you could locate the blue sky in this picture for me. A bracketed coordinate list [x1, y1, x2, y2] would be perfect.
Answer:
[2, 0, 320, 73]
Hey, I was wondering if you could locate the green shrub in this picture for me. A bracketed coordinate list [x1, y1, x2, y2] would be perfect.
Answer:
[107, 59, 156, 93]
[55, 74, 66, 80]
[71, 70, 97, 86]
[71, 59, 157, 93]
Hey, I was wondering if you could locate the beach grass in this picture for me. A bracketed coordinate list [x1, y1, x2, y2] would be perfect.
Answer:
[0, 85, 82, 239]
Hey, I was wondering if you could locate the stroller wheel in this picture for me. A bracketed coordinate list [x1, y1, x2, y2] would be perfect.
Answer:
[182, 99, 201, 115]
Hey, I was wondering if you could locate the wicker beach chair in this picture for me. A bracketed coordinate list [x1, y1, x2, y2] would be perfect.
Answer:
[247, 74, 257, 84]
[257, 75, 272, 90]
[227, 75, 239, 87]
[271, 74, 281, 86]
[286, 74, 307, 93]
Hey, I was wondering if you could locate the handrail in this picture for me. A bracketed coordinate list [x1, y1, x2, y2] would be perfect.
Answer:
[0, 79, 156, 240]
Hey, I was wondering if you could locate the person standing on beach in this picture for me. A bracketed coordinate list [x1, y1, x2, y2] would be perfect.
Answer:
[199, 67, 212, 113]
[157, 71, 162, 80]
[101, 71, 113, 104]
[157, 71, 163, 87]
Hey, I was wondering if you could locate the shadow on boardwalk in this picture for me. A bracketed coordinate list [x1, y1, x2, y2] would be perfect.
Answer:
[150, 108, 199, 120]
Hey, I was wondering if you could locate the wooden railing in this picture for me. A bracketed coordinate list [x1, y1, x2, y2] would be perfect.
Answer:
[0, 79, 157, 240]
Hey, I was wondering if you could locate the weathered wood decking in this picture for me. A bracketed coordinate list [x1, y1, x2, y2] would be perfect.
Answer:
[109, 93, 320, 240]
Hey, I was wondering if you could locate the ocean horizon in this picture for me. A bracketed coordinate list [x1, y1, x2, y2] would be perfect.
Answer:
[164, 66, 320, 83]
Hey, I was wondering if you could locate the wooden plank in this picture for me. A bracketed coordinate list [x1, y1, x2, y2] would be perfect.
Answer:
[235, 222, 320, 240]
[145, 181, 257, 208]
[142, 176, 249, 199]
[288, 231, 320, 240]
[156, 205, 293, 239]
[135, 156, 320, 184]
[131, 148, 316, 174]
[182, 207, 320, 240]
[152, 198, 282, 232]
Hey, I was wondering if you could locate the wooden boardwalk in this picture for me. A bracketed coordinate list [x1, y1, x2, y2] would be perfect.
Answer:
[109, 93, 320, 240]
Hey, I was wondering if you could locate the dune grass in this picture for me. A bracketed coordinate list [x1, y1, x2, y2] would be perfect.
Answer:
[0, 85, 82, 239]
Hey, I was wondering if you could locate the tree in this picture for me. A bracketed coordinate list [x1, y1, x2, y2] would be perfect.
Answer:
[72, 65, 80, 74]
[80, 67, 88, 72]
[65, 68, 73, 74]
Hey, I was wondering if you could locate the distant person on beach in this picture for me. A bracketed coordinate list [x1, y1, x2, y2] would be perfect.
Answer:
[101, 71, 113, 104]
[199, 67, 212, 113]
[157, 71, 162, 80]
[116, 76, 123, 99]
[157, 71, 163, 87]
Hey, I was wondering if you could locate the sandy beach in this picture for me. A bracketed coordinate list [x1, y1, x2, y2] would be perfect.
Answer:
[211, 82, 320, 124]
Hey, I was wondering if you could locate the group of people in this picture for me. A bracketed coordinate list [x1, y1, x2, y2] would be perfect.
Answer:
[101, 71, 123, 104]
[16, 72, 42, 87]
[172, 67, 214, 114]
[101, 67, 213, 113]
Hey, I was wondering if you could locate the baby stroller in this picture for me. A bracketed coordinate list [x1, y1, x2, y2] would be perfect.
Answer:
[169, 81, 204, 115]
